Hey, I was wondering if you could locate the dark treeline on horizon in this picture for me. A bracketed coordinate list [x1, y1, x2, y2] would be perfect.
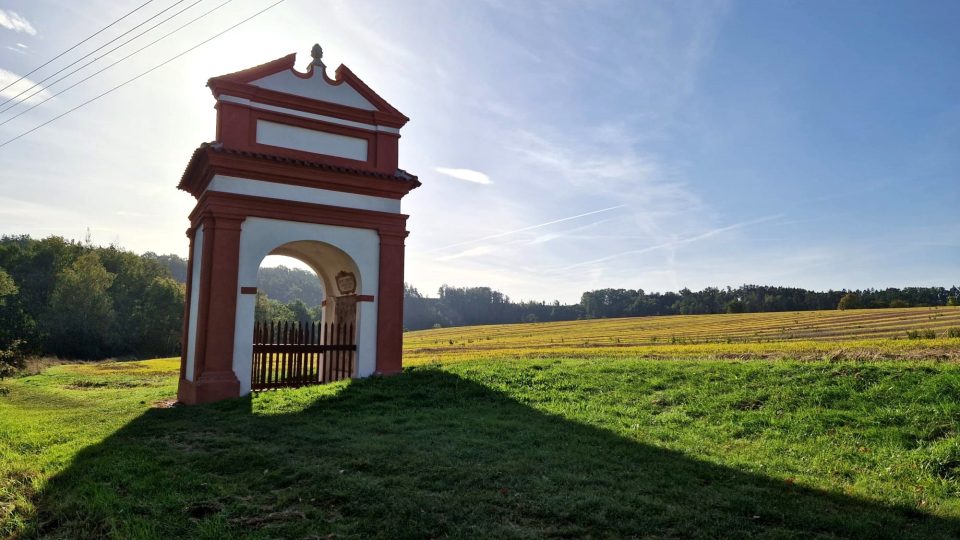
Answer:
[403, 283, 960, 331]
[1, 235, 957, 366]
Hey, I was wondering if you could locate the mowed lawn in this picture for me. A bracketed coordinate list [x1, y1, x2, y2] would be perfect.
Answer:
[0, 310, 958, 538]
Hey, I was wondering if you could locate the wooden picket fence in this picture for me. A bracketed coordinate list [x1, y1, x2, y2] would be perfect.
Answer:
[251, 320, 356, 390]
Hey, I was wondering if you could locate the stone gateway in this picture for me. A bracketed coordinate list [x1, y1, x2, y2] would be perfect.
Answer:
[176, 45, 419, 404]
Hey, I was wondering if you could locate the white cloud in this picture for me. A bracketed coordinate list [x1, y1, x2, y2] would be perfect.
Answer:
[16, 43, 27, 48]
[0, 68, 52, 103]
[435, 167, 492, 185]
[0, 10, 36, 35]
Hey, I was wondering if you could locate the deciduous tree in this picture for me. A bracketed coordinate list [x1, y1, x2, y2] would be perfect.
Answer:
[46, 253, 116, 358]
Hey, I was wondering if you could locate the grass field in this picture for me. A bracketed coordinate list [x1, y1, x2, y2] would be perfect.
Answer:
[2, 307, 960, 538]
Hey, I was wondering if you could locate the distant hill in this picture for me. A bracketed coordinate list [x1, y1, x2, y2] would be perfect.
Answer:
[147, 253, 960, 332]
[151, 254, 323, 306]
[255, 265, 324, 306]
[143, 253, 188, 282]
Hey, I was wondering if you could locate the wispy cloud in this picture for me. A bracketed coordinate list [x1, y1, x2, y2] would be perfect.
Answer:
[436, 245, 497, 261]
[7, 43, 28, 54]
[0, 10, 36, 35]
[553, 215, 783, 273]
[525, 217, 617, 245]
[508, 125, 705, 245]
[0, 68, 52, 103]
[428, 204, 627, 254]
[0, 196, 86, 229]
[512, 127, 695, 205]
[435, 167, 492, 185]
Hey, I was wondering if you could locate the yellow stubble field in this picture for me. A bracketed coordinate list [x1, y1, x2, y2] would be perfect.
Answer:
[403, 306, 960, 365]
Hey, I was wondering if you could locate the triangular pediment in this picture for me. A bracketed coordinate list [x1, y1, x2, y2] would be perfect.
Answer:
[207, 52, 407, 123]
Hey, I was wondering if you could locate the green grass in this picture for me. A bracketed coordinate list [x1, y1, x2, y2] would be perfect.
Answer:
[3, 354, 960, 538]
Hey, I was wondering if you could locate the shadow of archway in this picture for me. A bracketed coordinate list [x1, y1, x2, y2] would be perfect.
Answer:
[28, 368, 960, 539]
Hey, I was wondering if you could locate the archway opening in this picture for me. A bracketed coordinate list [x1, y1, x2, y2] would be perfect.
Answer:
[256, 254, 325, 327]
[250, 241, 363, 390]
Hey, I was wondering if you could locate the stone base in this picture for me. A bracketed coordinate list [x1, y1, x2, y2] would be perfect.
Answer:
[177, 371, 241, 404]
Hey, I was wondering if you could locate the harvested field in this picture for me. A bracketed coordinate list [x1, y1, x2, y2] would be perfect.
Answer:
[404, 306, 960, 364]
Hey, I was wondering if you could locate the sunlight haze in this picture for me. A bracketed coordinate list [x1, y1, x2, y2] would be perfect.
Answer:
[1, 0, 957, 303]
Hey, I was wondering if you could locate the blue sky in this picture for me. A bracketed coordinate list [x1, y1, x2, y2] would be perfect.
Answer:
[0, 0, 957, 303]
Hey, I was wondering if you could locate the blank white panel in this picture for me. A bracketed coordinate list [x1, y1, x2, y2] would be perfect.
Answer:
[207, 175, 401, 213]
[255, 120, 368, 161]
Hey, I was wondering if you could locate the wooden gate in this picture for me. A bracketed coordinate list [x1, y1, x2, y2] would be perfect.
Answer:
[251, 321, 356, 390]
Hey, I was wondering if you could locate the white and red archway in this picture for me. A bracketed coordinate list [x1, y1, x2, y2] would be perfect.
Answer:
[176, 45, 419, 404]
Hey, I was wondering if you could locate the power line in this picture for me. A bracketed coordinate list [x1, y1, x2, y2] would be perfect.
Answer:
[0, 0, 225, 124]
[0, 0, 286, 150]
[0, 0, 192, 112]
[0, 0, 157, 96]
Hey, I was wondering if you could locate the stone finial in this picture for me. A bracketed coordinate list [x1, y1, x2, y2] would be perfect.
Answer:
[311, 43, 326, 70]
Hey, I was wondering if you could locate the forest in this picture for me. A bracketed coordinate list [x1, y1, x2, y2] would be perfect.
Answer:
[0, 236, 183, 373]
[0, 235, 956, 365]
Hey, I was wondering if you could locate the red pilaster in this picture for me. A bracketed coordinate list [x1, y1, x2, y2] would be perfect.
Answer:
[177, 214, 243, 404]
[375, 231, 407, 375]
[373, 132, 399, 173]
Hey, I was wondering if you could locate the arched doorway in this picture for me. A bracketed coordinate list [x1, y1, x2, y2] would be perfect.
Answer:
[229, 220, 382, 396]
[253, 253, 325, 329]
[250, 251, 348, 391]
[247, 242, 362, 391]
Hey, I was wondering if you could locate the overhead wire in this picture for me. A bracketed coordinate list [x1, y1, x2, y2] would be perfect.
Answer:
[0, 0, 197, 114]
[0, 0, 286, 150]
[0, 0, 236, 127]
[0, 0, 178, 108]
[0, 0, 161, 104]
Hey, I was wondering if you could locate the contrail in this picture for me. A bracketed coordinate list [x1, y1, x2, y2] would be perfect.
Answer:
[426, 204, 627, 254]
[553, 214, 782, 272]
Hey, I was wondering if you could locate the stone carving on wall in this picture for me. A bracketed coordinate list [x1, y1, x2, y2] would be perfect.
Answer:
[335, 271, 357, 295]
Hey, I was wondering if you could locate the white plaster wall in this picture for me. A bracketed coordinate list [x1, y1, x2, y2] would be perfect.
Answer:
[218, 95, 399, 134]
[232, 218, 380, 395]
[184, 226, 204, 382]
[256, 120, 368, 161]
[252, 70, 376, 110]
[207, 175, 400, 213]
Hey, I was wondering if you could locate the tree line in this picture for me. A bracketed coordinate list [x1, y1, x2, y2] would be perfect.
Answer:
[0, 236, 184, 372]
[1, 235, 956, 368]
[403, 284, 958, 330]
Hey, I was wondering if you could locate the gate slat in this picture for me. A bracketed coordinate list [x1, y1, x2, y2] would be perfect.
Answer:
[252, 322, 258, 389]
[343, 322, 348, 380]
[324, 322, 331, 383]
[297, 321, 303, 386]
[348, 322, 355, 378]
[335, 322, 343, 381]
[266, 321, 271, 388]
[291, 322, 296, 386]
[307, 322, 317, 384]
